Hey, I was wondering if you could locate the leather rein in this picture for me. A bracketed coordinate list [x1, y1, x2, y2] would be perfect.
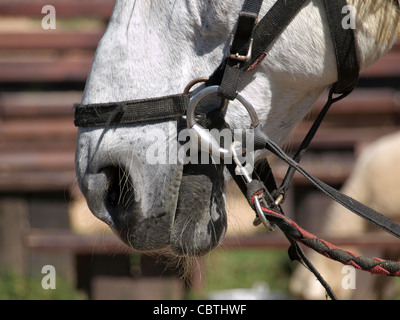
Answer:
[74, 0, 400, 299]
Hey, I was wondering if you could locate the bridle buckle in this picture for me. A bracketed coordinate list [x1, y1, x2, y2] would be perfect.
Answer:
[227, 34, 253, 62]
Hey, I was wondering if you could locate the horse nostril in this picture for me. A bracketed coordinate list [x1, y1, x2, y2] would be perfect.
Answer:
[101, 165, 135, 217]
[104, 166, 120, 207]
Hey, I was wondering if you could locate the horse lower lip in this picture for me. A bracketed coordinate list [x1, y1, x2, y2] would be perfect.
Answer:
[176, 173, 213, 217]
[170, 162, 227, 256]
[171, 173, 214, 255]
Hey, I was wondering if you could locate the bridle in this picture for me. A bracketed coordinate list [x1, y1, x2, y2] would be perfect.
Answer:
[75, 0, 400, 299]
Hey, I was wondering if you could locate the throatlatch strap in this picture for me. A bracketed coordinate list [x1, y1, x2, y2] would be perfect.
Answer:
[277, 87, 353, 198]
[74, 93, 190, 127]
[323, 0, 359, 94]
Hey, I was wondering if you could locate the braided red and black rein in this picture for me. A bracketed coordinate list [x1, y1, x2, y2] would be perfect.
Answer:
[251, 191, 400, 277]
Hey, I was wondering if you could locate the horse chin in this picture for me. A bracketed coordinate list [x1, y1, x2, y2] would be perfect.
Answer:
[170, 162, 227, 257]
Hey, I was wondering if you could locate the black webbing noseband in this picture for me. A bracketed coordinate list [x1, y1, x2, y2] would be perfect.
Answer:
[75, 0, 400, 299]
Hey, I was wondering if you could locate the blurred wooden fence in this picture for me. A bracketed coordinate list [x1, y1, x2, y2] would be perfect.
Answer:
[0, 0, 399, 299]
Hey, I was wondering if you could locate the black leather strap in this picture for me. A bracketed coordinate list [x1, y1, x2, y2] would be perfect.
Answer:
[251, 124, 400, 240]
[210, 0, 360, 96]
[218, 0, 264, 100]
[323, 0, 359, 94]
[74, 93, 190, 127]
[208, 0, 308, 90]
[277, 87, 353, 198]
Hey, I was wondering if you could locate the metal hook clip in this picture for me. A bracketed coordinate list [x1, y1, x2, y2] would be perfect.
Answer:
[253, 195, 275, 232]
[230, 141, 275, 232]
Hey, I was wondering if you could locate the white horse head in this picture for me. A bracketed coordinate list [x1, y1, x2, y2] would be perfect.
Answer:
[75, 0, 399, 257]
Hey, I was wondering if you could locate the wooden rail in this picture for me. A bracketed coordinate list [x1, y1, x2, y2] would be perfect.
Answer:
[0, 1, 399, 299]
[0, 32, 103, 50]
[1, 48, 399, 84]
[25, 229, 400, 252]
[0, 0, 115, 19]
[0, 55, 94, 83]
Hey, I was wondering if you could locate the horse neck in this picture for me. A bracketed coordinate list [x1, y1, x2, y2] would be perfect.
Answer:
[350, 0, 400, 69]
